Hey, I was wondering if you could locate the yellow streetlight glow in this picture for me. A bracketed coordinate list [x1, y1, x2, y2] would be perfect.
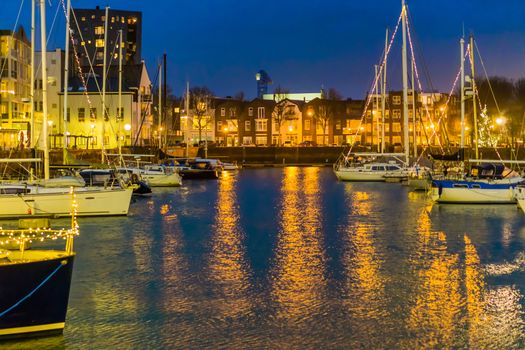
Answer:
[124, 123, 131, 131]
[495, 117, 506, 126]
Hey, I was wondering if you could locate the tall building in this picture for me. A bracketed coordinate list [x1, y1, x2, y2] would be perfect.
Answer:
[255, 70, 271, 98]
[0, 26, 31, 147]
[70, 6, 142, 68]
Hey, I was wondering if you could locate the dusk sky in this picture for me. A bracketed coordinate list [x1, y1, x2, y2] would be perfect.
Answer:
[1, 0, 524, 100]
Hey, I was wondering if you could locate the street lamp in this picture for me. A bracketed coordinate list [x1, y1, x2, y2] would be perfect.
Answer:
[223, 126, 228, 146]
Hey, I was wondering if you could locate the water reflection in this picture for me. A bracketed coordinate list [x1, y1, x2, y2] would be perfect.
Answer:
[405, 204, 525, 348]
[406, 215, 462, 348]
[208, 171, 253, 318]
[341, 185, 389, 346]
[271, 167, 326, 321]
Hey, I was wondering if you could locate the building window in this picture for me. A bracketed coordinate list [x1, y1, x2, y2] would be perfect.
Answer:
[257, 107, 265, 118]
[229, 108, 236, 117]
[255, 119, 267, 132]
[78, 108, 85, 122]
[117, 107, 124, 121]
[95, 39, 104, 48]
[392, 96, 401, 105]
[66, 107, 70, 122]
[81, 16, 86, 21]
[248, 107, 253, 116]
[255, 136, 267, 145]
[335, 119, 341, 130]
[393, 123, 401, 132]
[242, 136, 252, 145]
[220, 108, 225, 117]
[95, 26, 104, 35]
[51, 103, 57, 109]
[217, 120, 222, 130]
[245, 120, 251, 131]
[392, 109, 401, 119]
[89, 107, 97, 120]
[304, 119, 310, 131]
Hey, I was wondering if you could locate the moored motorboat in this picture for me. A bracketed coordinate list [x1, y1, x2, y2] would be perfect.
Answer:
[177, 160, 219, 180]
[334, 161, 406, 182]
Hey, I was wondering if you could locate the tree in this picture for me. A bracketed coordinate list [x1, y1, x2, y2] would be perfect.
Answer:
[190, 86, 214, 143]
[313, 100, 334, 145]
[272, 86, 291, 145]
[233, 91, 245, 101]
[327, 88, 343, 101]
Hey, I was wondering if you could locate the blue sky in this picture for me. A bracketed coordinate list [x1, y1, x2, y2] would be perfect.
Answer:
[1, 0, 524, 99]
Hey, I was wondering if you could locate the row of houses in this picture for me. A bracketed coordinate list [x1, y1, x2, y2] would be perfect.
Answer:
[182, 90, 458, 149]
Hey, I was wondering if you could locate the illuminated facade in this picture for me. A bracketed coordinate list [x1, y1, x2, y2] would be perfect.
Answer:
[57, 61, 152, 149]
[0, 27, 31, 148]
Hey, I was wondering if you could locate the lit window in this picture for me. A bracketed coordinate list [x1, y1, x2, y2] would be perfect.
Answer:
[95, 39, 104, 48]
[245, 120, 251, 131]
[392, 109, 401, 119]
[248, 107, 253, 116]
[304, 119, 310, 131]
[392, 95, 401, 105]
[255, 119, 267, 132]
[257, 107, 265, 118]
[78, 108, 85, 122]
[81, 16, 86, 21]
[220, 108, 225, 117]
[94, 26, 104, 35]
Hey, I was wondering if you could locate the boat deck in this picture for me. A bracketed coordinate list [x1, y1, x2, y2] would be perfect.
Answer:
[0, 250, 72, 265]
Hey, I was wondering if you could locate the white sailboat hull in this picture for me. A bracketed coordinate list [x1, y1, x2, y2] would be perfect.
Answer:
[431, 187, 516, 204]
[0, 187, 133, 218]
[140, 173, 182, 187]
[335, 169, 387, 181]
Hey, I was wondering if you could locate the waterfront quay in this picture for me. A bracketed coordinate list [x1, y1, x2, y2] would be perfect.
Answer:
[3, 167, 525, 349]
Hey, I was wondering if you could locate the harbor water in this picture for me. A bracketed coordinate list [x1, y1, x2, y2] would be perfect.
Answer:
[5, 167, 525, 349]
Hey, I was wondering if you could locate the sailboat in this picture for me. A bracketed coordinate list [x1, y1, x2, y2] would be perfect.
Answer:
[334, 1, 416, 182]
[430, 36, 524, 204]
[0, 0, 133, 218]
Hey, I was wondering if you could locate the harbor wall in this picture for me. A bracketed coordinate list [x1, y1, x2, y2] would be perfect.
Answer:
[1, 146, 525, 169]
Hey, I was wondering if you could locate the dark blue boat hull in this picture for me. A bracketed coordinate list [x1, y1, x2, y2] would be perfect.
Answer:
[0, 254, 75, 339]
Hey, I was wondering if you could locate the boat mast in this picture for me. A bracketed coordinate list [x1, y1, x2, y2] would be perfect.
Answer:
[30, 0, 35, 148]
[375, 64, 379, 152]
[101, 6, 109, 164]
[158, 62, 162, 149]
[62, 0, 71, 164]
[460, 37, 465, 149]
[163, 53, 167, 149]
[381, 28, 388, 154]
[39, 0, 49, 179]
[470, 35, 479, 159]
[411, 54, 417, 158]
[117, 29, 123, 164]
[185, 81, 190, 158]
[401, 0, 410, 165]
